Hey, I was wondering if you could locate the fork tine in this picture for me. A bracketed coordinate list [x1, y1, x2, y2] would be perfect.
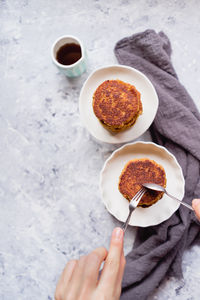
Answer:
[130, 187, 146, 204]
[122, 187, 146, 232]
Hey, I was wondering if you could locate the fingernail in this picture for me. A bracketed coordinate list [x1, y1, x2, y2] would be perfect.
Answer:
[192, 199, 200, 207]
[112, 227, 123, 241]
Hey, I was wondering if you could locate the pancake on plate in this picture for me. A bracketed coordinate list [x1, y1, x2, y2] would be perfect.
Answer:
[92, 79, 142, 132]
[118, 158, 167, 207]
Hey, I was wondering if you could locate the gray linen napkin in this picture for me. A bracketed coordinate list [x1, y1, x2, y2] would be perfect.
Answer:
[114, 30, 200, 300]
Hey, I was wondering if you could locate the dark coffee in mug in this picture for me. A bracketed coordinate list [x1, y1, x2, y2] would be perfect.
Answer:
[56, 43, 82, 65]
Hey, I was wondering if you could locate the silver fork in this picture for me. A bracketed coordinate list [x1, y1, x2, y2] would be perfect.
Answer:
[122, 187, 146, 232]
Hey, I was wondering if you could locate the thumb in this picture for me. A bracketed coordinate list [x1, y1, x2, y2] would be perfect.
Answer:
[192, 199, 200, 220]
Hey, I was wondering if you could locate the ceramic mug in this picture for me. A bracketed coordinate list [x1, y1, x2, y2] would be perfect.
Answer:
[51, 35, 87, 78]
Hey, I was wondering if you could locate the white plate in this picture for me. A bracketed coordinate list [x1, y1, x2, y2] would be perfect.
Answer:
[100, 142, 185, 227]
[79, 65, 159, 144]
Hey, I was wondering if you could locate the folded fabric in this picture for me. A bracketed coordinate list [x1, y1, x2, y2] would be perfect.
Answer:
[114, 30, 200, 300]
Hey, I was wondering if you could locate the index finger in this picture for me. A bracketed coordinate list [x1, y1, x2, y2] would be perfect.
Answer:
[99, 227, 124, 287]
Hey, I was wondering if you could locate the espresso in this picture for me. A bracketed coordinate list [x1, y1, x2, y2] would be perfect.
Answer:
[56, 43, 82, 65]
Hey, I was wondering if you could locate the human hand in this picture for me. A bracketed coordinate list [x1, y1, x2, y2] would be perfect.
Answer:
[55, 227, 126, 300]
[192, 199, 200, 220]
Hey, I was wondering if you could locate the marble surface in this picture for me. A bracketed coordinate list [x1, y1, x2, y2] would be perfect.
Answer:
[0, 0, 200, 299]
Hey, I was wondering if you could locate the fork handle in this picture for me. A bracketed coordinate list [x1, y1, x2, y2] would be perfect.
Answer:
[122, 208, 135, 232]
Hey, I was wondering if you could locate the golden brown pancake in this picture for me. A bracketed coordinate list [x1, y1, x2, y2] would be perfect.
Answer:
[92, 80, 142, 132]
[118, 158, 166, 207]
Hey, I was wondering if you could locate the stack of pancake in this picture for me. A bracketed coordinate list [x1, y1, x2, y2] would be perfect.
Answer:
[93, 79, 142, 132]
[118, 158, 167, 207]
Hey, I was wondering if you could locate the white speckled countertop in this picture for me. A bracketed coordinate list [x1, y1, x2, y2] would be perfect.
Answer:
[0, 1, 200, 299]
